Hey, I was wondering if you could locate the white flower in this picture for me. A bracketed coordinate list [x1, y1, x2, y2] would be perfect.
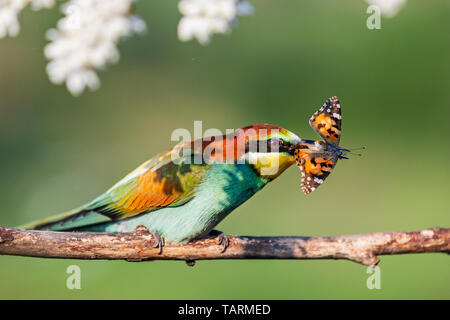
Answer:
[30, 0, 54, 10]
[178, 0, 253, 44]
[0, 0, 55, 38]
[366, 0, 407, 18]
[44, 0, 146, 96]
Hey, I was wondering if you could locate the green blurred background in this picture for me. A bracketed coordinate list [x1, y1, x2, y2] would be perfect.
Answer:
[0, 0, 449, 299]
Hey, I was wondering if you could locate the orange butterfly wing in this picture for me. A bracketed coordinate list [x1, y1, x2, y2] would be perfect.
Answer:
[294, 149, 338, 194]
[309, 96, 342, 146]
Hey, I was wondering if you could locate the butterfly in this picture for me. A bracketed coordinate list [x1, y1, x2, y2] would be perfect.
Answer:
[294, 96, 351, 194]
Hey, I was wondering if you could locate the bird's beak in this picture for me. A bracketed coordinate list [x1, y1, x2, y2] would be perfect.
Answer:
[288, 141, 312, 155]
[288, 145, 298, 156]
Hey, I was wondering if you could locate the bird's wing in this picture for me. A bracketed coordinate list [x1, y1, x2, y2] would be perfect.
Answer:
[89, 146, 210, 220]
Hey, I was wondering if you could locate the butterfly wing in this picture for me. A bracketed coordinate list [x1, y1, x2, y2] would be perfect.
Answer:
[309, 96, 342, 146]
[294, 150, 338, 194]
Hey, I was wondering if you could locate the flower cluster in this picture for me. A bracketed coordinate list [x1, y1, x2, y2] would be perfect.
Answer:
[177, 0, 254, 44]
[0, 0, 55, 38]
[0, 0, 409, 96]
[44, 0, 146, 96]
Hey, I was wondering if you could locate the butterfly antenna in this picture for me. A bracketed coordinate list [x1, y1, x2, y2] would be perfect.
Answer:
[348, 152, 362, 157]
[348, 146, 366, 151]
[344, 146, 365, 157]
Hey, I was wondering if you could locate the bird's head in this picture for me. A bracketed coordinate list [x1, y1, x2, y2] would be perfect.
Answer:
[174, 123, 303, 180]
[234, 124, 302, 180]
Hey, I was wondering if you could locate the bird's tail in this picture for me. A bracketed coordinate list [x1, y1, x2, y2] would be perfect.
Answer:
[17, 204, 109, 231]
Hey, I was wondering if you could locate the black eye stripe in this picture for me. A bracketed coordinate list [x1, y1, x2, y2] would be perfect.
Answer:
[245, 138, 291, 153]
[267, 139, 290, 152]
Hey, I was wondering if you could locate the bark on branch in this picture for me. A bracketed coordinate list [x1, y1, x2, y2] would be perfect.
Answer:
[0, 226, 448, 266]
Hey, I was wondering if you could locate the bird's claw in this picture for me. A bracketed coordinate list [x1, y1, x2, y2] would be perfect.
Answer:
[152, 231, 165, 254]
[217, 232, 230, 253]
[133, 226, 165, 254]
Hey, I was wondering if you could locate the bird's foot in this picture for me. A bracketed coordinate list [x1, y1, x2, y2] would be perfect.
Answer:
[209, 230, 230, 253]
[134, 225, 165, 254]
[218, 233, 230, 253]
[151, 231, 165, 254]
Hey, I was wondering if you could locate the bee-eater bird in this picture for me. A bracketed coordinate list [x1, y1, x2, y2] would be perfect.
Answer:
[20, 96, 350, 252]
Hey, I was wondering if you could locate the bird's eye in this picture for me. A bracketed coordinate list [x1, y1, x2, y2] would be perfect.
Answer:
[269, 139, 280, 150]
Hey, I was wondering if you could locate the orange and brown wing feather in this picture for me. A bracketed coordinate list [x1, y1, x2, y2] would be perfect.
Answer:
[93, 153, 208, 220]
[120, 168, 185, 213]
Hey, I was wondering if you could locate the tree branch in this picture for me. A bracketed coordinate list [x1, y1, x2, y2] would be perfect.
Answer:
[0, 226, 448, 266]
